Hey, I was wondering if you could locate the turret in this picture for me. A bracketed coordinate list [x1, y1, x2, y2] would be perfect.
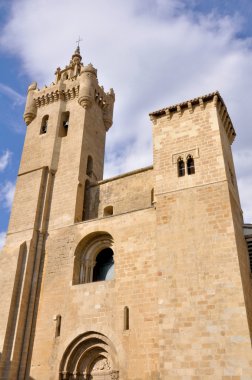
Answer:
[103, 88, 115, 131]
[78, 64, 97, 109]
[23, 82, 37, 125]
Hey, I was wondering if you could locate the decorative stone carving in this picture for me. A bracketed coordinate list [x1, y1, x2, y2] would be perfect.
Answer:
[92, 358, 111, 372]
[34, 85, 79, 107]
[172, 148, 199, 164]
[111, 371, 120, 380]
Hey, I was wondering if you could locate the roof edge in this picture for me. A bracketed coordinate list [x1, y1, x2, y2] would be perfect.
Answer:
[149, 91, 236, 145]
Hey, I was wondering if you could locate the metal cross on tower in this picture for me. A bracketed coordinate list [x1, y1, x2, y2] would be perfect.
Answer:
[76, 37, 83, 49]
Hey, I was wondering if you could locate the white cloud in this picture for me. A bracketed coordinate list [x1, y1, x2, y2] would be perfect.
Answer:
[237, 176, 252, 223]
[0, 0, 252, 220]
[0, 181, 15, 209]
[0, 231, 6, 251]
[234, 150, 252, 222]
[0, 83, 25, 105]
[0, 150, 12, 172]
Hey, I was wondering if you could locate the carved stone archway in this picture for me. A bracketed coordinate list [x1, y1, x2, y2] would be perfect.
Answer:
[59, 332, 119, 380]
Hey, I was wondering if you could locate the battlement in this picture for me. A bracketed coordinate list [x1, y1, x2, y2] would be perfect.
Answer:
[150, 91, 236, 144]
[23, 47, 115, 130]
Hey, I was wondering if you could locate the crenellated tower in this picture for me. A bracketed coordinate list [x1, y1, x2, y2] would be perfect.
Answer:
[0, 47, 115, 380]
[11, 46, 115, 232]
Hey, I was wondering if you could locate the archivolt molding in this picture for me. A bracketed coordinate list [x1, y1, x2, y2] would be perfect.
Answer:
[73, 232, 114, 285]
[59, 331, 119, 380]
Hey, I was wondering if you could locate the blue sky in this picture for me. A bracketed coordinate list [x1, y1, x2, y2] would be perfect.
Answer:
[0, 0, 252, 248]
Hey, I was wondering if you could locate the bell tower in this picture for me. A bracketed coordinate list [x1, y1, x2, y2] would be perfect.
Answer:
[9, 46, 115, 232]
[0, 47, 115, 380]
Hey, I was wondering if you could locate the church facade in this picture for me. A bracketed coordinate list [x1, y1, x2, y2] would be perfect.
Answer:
[0, 48, 252, 379]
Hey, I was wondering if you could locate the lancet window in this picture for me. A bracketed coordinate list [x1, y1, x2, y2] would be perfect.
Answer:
[177, 157, 185, 177]
[187, 155, 195, 175]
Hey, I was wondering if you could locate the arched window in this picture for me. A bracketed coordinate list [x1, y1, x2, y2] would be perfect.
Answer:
[93, 248, 114, 282]
[177, 157, 185, 177]
[104, 205, 113, 217]
[59, 111, 69, 137]
[40, 115, 49, 134]
[86, 155, 93, 177]
[187, 155, 195, 175]
[73, 232, 115, 285]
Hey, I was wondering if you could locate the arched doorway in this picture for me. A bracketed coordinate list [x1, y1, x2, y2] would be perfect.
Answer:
[59, 332, 119, 379]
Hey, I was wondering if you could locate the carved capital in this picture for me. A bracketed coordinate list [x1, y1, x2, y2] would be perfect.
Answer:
[111, 371, 120, 380]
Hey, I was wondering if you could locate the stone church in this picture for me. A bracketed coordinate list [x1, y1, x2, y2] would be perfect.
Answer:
[0, 46, 252, 380]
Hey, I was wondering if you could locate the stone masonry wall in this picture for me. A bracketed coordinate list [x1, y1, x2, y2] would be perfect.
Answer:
[153, 99, 252, 378]
[87, 167, 154, 220]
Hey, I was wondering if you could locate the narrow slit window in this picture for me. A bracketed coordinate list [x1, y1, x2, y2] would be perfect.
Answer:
[124, 306, 129, 330]
[40, 115, 49, 134]
[187, 155, 195, 175]
[151, 188, 154, 204]
[55, 314, 61, 337]
[177, 157, 185, 177]
[86, 155, 93, 177]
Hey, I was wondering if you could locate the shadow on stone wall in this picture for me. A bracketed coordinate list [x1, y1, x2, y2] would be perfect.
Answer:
[84, 183, 100, 220]
[0, 352, 35, 380]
